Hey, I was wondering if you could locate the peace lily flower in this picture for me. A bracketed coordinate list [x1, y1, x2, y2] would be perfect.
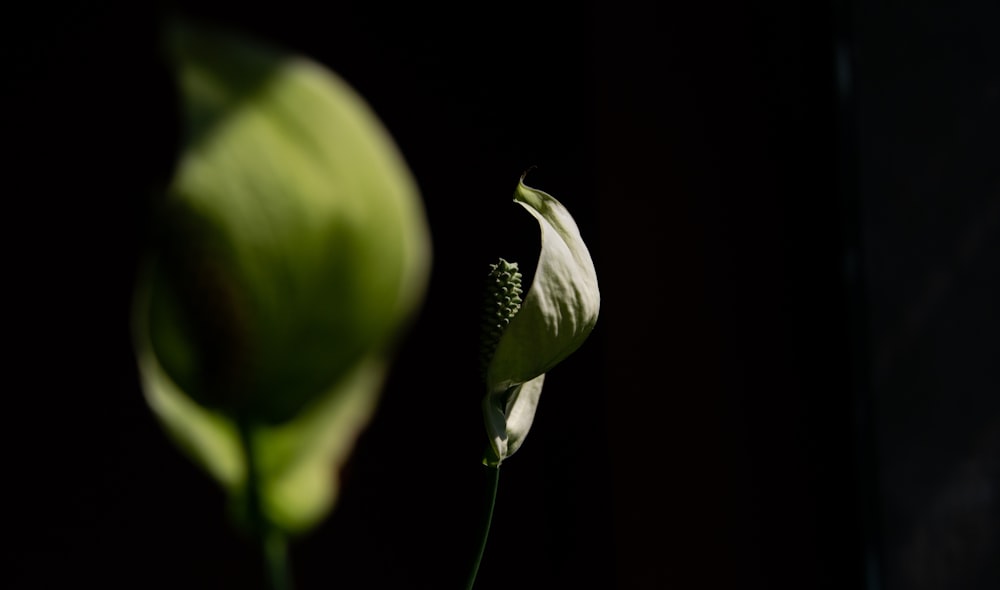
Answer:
[131, 18, 431, 538]
[480, 177, 600, 467]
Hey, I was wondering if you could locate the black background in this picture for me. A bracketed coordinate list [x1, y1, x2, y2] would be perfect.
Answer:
[6, 1, 998, 589]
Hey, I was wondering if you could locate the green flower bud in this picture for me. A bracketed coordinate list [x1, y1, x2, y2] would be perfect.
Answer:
[482, 176, 600, 466]
[132, 19, 431, 533]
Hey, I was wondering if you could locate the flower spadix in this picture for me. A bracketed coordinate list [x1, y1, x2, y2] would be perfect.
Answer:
[481, 177, 600, 466]
[131, 19, 430, 533]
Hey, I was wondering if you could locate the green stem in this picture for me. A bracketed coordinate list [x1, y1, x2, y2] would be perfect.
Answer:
[238, 421, 292, 590]
[263, 528, 291, 590]
[466, 464, 500, 590]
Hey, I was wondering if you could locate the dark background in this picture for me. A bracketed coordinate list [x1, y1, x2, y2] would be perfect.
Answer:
[6, 1, 998, 589]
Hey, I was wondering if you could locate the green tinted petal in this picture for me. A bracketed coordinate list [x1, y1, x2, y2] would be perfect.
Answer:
[487, 178, 600, 394]
[253, 355, 387, 532]
[135, 288, 389, 532]
[135, 297, 244, 489]
[145, 18, 430, 423]
[482, 374, 545, 467]
[133, 19, 430, 533]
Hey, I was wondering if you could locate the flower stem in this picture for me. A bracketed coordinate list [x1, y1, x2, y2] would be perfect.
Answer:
[263, 528, 291, 590]
[466, 464, 500, 590]
[238, 420, 293, 590]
